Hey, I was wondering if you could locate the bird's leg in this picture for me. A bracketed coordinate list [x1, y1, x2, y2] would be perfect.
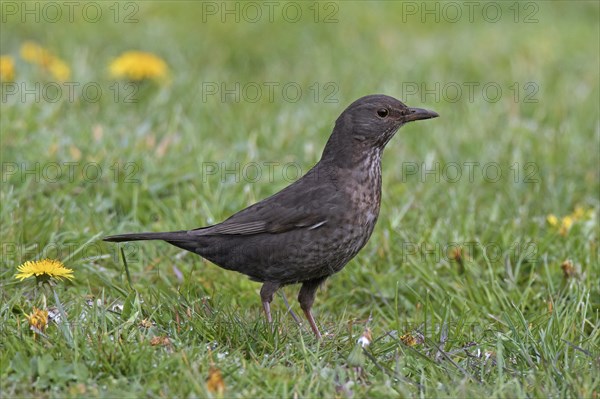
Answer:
[260, 282, 280, 324]
[298, 277, 327, 339]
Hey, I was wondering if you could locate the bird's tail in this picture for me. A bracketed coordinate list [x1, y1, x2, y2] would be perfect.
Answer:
[103, 230, 191, 243]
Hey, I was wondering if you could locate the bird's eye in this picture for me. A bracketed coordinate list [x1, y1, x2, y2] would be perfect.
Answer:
[377, 108, 389, 118]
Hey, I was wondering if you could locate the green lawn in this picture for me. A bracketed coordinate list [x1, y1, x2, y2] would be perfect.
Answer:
[1, 1, 599, 397]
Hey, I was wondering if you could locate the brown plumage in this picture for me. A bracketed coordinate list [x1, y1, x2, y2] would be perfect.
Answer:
[104, 94, 438, 338]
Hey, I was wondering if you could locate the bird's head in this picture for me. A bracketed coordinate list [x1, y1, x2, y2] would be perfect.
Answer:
[332, 94, 438, 149]
[321, 95, 438, 167]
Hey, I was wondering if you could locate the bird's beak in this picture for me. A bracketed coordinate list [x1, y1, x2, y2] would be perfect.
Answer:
[404, 107, 439, 122]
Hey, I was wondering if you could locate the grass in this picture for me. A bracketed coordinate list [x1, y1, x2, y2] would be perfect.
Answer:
[1, 1, 599, 397]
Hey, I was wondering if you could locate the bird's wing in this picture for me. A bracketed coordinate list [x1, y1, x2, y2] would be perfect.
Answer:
[190, 172, 342, 236]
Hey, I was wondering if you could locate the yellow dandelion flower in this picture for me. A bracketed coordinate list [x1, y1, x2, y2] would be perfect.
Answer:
[559, 216, 574, 236]
[0, 55, 15, 81]
[48, 58, 71, 81]
[548, 206, 595, 236]
[20, 41, 54, 66]
[19, 41, 70, 81]
[26, 307, 49, 330]
[15, 259, 74, 283]
[25, 307, 49, 334]
[109, 51, 168, 81]
[572, 206, 585, 220]
[546, 214, 559, 226]
[400, 333, 418, 346]
[571, 206, 594, 220]
[400, 332, 424, 346]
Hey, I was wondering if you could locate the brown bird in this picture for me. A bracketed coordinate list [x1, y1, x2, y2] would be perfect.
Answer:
[104, 94, 438, 338]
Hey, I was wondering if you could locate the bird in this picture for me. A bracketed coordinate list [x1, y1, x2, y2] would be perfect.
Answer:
[104, 94, 438, 339]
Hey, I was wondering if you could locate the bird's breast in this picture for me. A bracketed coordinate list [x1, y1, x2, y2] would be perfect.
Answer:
[338, 150, 383, 248]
